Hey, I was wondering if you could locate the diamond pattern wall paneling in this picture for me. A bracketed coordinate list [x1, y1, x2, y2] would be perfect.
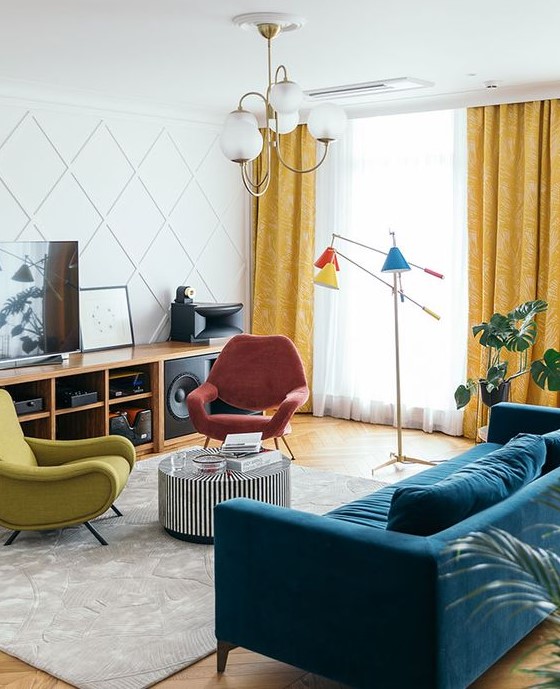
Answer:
[0, 102, 248, 344]
[0, 116, 66, 213]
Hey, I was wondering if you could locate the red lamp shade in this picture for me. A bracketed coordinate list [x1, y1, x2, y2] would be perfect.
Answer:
[314, 246, 340, 271]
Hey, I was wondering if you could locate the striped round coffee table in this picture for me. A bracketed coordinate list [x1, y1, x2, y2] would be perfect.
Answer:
[158, 454, 291, 543]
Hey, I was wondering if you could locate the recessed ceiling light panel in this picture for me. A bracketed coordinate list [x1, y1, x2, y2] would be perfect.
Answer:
[304, 77, 434, 103]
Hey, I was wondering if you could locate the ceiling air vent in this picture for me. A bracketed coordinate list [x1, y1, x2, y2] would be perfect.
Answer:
[304, 77, 434, 103]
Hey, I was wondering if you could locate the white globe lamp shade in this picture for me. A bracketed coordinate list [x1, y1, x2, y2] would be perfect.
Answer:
[269, 111, 300, 134]
[223, 109, 259, 128]
[220, 120, 263, 163]
[307, 103, 347, 142]
[269, 80, 303, 114]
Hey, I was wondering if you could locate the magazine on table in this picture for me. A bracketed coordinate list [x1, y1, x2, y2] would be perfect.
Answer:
[221, 432, 263, 457]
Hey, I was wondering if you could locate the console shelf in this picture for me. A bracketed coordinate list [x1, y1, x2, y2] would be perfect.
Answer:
[55, 402, 106, 416]
[16, 410, 51, 422]
[108, 392, 153, 406]
[0, 342, 222, 456]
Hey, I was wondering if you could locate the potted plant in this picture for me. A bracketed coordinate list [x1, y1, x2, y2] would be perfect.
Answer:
[455, 300, 560, 410]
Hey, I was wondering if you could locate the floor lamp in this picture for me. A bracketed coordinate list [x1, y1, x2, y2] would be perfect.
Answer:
[314, 231, 444, 472]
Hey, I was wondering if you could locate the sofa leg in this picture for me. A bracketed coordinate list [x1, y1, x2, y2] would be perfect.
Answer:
[4, 530, 21, 546]
[110, 504, 123, 517]
[204, 436, 210, 449]
[84, 521, 108, 546]
[217, 641, 237, 673]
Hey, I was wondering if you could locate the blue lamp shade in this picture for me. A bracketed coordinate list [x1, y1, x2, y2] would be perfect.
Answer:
[381, 247, 411, 273]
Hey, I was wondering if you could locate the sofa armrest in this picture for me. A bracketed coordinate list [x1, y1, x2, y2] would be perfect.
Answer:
[487, 402, 560, 444]
[214, 498, 439, 689]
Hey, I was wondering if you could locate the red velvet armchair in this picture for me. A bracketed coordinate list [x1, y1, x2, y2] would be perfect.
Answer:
[186, 334, 309, 459]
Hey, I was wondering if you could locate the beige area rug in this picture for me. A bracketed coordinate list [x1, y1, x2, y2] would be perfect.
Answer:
[0, 454, 386, 689]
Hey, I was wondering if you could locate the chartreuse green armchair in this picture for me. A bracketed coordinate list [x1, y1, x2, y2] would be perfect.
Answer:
[0, 389, 135, 546]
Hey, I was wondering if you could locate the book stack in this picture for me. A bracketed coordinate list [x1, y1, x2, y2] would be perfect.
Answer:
[225, 449, 283, 472]
[220, 433, 283, 472]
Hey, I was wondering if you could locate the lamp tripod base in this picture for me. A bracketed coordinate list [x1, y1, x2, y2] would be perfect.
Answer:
[373, 452, 436, 474]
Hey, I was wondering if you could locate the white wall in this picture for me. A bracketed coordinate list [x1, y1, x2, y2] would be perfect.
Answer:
[0, 98, 249, 345]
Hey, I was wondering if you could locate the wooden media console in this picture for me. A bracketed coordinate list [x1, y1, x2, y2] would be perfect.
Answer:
[0, 342, 222, 456]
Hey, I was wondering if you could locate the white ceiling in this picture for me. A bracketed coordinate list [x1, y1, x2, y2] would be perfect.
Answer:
[0, 0, 559, 119]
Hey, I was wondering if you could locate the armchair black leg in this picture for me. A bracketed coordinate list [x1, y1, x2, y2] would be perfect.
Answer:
[217, 641, 237, 673]
[4, 530, 21, 546]
[84, 521, 108, 545]
[110, 504, 123, 517]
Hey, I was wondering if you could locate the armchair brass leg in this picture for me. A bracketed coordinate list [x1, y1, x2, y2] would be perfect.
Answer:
[217, 641, 237, 673]
[274, 437, 280, 450]
[204, 437, 210, 449]
[280, 435, 295, 460]
[4, 530, 21, 546]
[84, 521, 108, 546]
[110, 504, 123, 517]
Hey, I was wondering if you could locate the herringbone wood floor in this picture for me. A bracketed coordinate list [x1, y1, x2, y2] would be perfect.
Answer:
[0, 415, 554, 689]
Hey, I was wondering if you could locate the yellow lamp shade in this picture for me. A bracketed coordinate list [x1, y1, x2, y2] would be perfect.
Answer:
[314, 263, 339, 289]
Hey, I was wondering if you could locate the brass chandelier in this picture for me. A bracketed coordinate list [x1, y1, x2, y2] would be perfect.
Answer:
[219, 13, 347, 197]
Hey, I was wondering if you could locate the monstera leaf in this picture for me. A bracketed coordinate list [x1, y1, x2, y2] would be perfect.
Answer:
[508, 299, 548, 322]
[485, 362, 508, 391]
[454, 379, 478, 410]
[505, 300, 548, 352]
[531, 349, 560, 392]
[472, 313, 511, 350]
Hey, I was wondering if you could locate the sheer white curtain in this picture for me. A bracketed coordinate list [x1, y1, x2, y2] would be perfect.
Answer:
[314, 109, 467, 435]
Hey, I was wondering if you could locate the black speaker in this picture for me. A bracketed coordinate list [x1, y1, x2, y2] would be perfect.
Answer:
[170, 302, 243, 343]
[164, 355, 216, 439]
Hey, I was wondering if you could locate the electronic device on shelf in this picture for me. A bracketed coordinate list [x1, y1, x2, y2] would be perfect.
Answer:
[109, 406, 152, 445]
[0, 240, 80, 370]
[13, 397, 44, 416]
[56, 387, 98, 408]
[109, 370, 147, 398]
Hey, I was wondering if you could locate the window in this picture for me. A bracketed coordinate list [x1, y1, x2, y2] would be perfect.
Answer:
[314, 109, 467, 435]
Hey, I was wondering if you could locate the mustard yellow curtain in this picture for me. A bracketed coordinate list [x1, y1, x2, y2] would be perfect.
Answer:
[251, 125, 316, 412]
[465, 100, 560, 438]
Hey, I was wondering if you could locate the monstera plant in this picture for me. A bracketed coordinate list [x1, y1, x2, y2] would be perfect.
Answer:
[455, 300, 560, 410]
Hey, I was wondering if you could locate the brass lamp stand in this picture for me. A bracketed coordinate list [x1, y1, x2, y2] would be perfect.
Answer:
[314, 230, 444, 473]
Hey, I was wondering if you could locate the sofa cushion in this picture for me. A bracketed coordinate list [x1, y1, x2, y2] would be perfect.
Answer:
[325, 443, 502, 529]
[543, 429, 560, 473]
[387, 433, 546, 536]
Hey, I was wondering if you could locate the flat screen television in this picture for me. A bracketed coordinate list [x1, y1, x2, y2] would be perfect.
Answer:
[0, 241, 79, 368]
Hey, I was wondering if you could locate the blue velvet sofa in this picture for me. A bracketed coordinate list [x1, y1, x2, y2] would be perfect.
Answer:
[214, 403, 560, 689]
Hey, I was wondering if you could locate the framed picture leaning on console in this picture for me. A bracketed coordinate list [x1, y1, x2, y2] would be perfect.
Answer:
[80, 285, 134, 352]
